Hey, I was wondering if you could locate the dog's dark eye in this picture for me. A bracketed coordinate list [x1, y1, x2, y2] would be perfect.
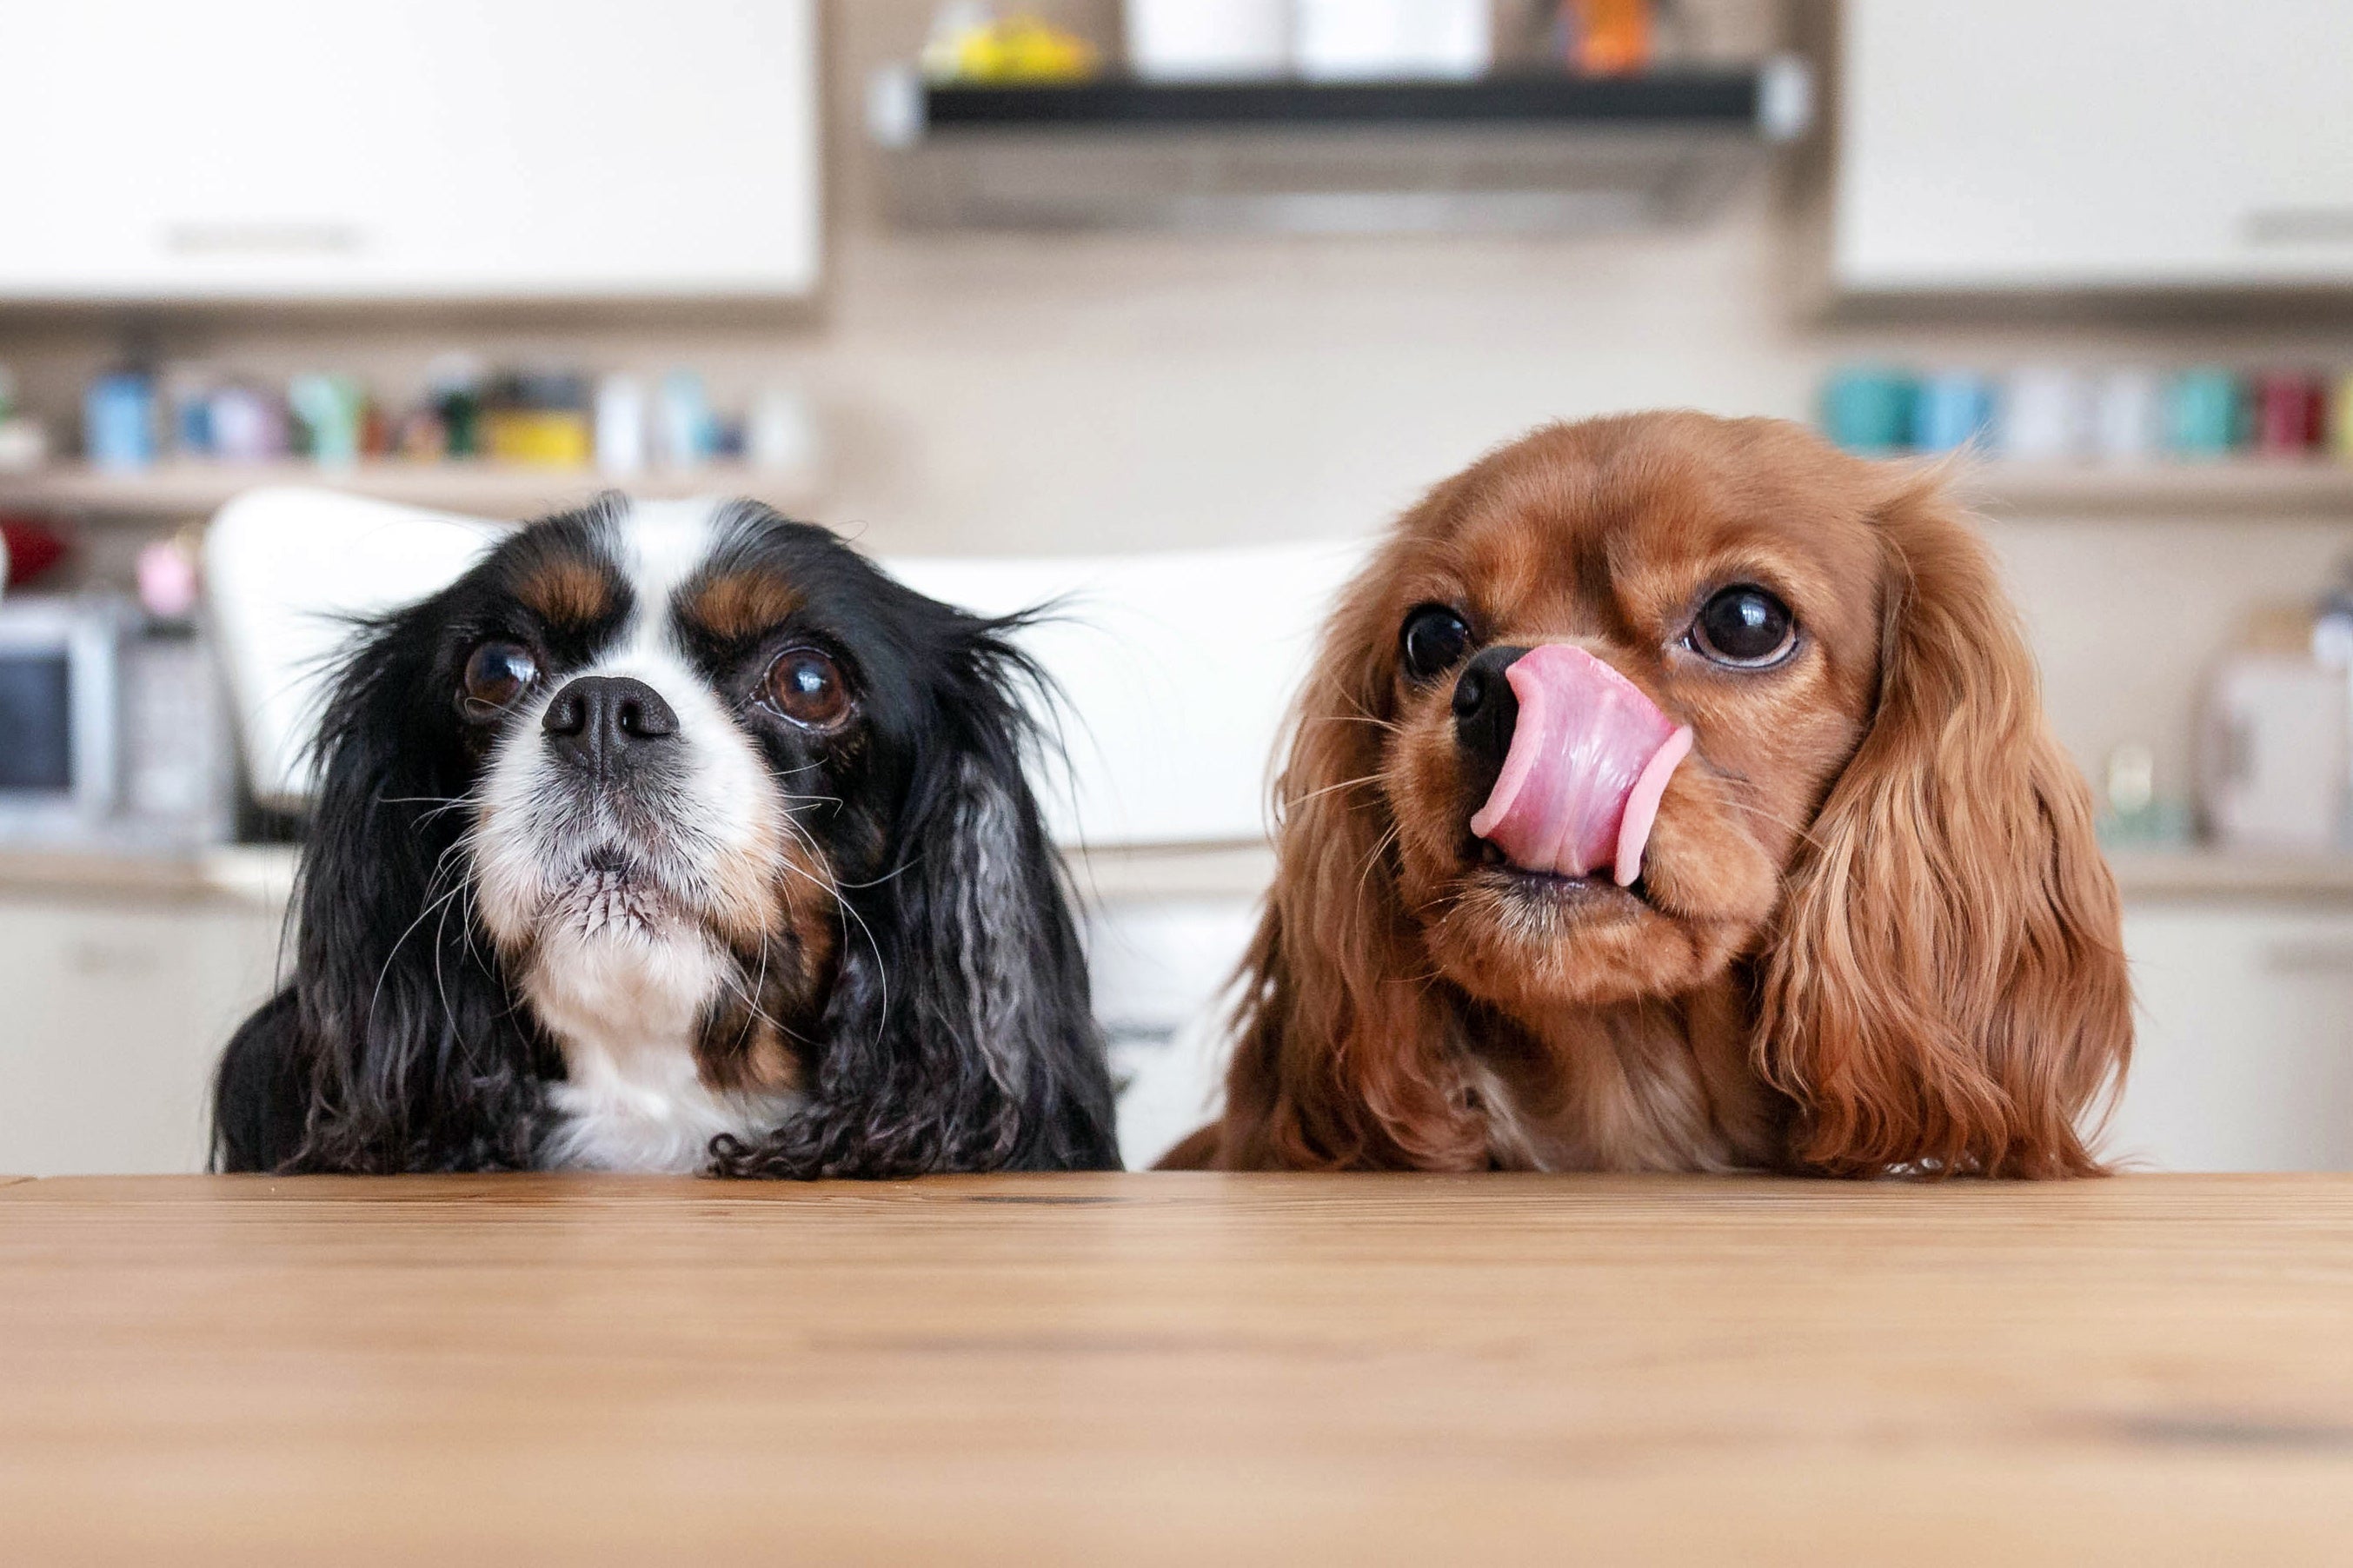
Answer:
[764, 648, 851, 729]
[1691, 585, 1797, 668]
[1399, 604, 1472, 682]
[461, 641, 541, 711]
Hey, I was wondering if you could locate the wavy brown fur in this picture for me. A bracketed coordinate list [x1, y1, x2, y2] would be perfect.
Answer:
[1169, 415, 2130, 1178]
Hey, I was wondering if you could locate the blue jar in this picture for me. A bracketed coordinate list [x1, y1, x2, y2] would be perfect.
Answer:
[1911, 371, 1997, 454]
[84, 371, 158, 472]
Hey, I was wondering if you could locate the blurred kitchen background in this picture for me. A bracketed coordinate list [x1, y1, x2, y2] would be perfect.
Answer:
[4, 0, 2353, 1174]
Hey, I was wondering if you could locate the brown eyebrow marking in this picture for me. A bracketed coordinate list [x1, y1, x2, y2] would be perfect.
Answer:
[515, 555, 617, 628]
[685, 569, 804, 643]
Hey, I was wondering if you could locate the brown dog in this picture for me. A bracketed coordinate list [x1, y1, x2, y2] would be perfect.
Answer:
[1165, 413, 2130, 1177]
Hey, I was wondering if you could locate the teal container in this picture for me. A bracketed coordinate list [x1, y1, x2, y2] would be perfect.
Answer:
[288, 373, 367, 467]
[2165, 368, 2242, 458]
[1819, 367, 1917, 455]
[1911, 370, 1997, 454]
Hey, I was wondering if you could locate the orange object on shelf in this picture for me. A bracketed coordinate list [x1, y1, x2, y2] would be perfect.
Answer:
[1566, 0, 1652, 76]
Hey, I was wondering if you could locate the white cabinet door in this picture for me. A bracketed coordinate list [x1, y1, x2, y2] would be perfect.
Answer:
[1835, 0, 2353, 291]
[0, 0, 819, 301]
[2107, 904, 2353, 1172]
[0, 895, 283, 1174]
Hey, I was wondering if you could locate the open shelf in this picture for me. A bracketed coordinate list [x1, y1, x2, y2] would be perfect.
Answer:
[1958, 459, 2353, 519]
[12, 455, 2350, 528]
[0, 460, 821, 524]
[867, 59, 1812, 233]
[12, 455, 2349, 527]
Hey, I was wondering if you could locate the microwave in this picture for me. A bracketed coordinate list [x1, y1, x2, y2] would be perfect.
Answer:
[0, 595, 233, 849]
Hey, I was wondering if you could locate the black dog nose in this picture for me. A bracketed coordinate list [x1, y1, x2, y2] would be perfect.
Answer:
[542, 675, 679, 774]
[1453, 645, 1531, 778]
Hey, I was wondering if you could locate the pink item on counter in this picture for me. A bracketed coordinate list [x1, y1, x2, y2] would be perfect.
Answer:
[136, 538, 201, 618]
[1466, 643, 1692, 886]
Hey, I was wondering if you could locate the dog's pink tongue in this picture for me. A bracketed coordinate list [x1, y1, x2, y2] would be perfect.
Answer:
[1467, 644, 1692, 886]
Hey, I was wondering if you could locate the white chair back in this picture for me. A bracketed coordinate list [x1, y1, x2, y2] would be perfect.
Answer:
[203, 488, 1367, 844]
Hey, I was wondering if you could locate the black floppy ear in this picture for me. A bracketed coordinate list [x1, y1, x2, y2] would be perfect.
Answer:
[715, 616, 1121, 1177]
[211, 603, 552, 1173]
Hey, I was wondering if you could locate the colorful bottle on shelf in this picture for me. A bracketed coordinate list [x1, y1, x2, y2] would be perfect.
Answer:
[83, 370, 157, 473]
[2165, 369, 2241, 460]
[1818, 366, 1915, 455]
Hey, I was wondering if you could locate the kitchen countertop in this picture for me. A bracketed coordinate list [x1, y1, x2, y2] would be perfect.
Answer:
[4, 1172, 2350, 1564]
[2103, 847, 2353, 900]
[0, 842, 298, 904]
[9, 840, 2353, 906]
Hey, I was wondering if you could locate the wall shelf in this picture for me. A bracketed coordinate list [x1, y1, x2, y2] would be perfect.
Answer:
[867, 60, 1812, 233]
[0, 461, 821, 524]
[2106, 849, 2353, 901]
[10, 457, 2350, 528]
[1958, 460, 2353, 519]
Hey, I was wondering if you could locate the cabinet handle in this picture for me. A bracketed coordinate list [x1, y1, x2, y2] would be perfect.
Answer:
[2243, 208, 2353, 246]
[161, 222, 362, 257]
[2262, 941, 2353, 975]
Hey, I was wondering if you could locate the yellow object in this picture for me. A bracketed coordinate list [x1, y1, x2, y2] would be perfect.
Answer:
[483, 409, 592, 468]
[931, 15, 1100, 83]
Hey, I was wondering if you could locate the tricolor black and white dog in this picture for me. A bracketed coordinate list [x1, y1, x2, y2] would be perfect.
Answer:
[214, 497, 1120, 1176]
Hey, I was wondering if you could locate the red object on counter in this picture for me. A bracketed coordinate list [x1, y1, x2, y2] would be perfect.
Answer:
[2253, 371, 2328, 455]
[0, 515, 69, 588]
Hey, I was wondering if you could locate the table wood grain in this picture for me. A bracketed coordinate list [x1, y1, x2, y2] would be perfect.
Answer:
[4, 1173, 2351, 1565]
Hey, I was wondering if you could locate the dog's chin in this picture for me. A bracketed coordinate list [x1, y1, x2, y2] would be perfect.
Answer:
[1399, 831, 1744, 1012]
[542, 849, 692, 941]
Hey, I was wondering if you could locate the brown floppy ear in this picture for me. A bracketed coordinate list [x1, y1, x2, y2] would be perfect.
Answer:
[1755, 474, 2131, 1178]
[1188, 546, 1486, 1172]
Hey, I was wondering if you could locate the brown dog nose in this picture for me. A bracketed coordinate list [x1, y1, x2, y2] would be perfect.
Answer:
[1452, 645, 1530, 771]
[542, 675, 679, 774]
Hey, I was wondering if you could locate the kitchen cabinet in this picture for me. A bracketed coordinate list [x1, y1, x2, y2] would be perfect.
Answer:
[5, 874, 2350, 1176]
[0, 893, 282, 1174]
[2107, 903, 2353, 1171]
[1833, 0, 2353, 292]
[1101, 889, 2353, 1174]
[0, 0, 820, 302]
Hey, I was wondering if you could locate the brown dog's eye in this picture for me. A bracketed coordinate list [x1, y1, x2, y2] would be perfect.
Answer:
[461, 641, 541, 712]
[764, 648, 852, 729]
[1399, 604, 1472, 682]
[1691, 586, 1797, 668]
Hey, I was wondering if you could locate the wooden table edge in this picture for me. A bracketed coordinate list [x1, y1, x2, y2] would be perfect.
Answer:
[4, 1171, 2352, 1200]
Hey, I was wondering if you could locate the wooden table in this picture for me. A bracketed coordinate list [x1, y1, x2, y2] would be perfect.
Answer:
[5, 1173, 2351, 1565]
